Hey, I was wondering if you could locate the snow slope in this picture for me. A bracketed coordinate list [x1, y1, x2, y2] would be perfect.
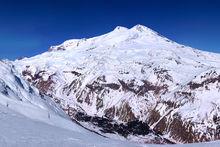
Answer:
[13, 24, 220, 144]
[2, 102, 220, 147]
[0, 92, 149, 147]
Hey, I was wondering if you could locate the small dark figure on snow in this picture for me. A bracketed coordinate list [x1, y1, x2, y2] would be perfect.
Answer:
[48, 112, 51, 119]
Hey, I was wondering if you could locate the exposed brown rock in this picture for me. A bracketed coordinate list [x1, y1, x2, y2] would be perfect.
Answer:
[104, 106, 116, 119]
[116, 102, 136, 122]
[63, 71, 82, 76]
[35, 76, 54, 94]
[22, 69, 54, 94]
[168, 115, 197, 143]
[147, 109, 161, 126]
[188, 75, 220, 90]
[103, 83, 120, 90]
[154, 116, 167, 134]
[118, 79, 168, 96]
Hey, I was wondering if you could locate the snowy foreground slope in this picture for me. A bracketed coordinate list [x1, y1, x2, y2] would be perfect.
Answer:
[1, 101, 220, 147]
[1, 99, 220, 147]
[12, 24, 220, 144]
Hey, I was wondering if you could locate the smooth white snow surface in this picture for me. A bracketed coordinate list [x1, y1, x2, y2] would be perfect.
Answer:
[1, 102, 220, 147]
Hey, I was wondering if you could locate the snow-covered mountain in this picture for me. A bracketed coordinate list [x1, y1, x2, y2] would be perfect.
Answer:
[0, 60, 148, 147]
[13, 24, 220, 144]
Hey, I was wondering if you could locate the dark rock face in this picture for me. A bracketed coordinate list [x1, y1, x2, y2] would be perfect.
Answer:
[188, 75, 220, 90]
[118, 79, 168, 96]
[73, 111, 172, 144]
[0, 80, 11, 96]
[22, 70, 54, 95]
[49, 46, 66, 51]
[75, 112, 151, 137]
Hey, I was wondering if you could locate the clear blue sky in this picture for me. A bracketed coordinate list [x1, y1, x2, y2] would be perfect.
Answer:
[0, 0, 219, 59]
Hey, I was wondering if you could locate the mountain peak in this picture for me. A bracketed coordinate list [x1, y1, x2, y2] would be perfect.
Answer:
[48, 24, 177, 52]
[113, 26, 128, 32]
[113, 24, 155, 33]
[132, 24, 147, 30]
[131, 24, 157, 34]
